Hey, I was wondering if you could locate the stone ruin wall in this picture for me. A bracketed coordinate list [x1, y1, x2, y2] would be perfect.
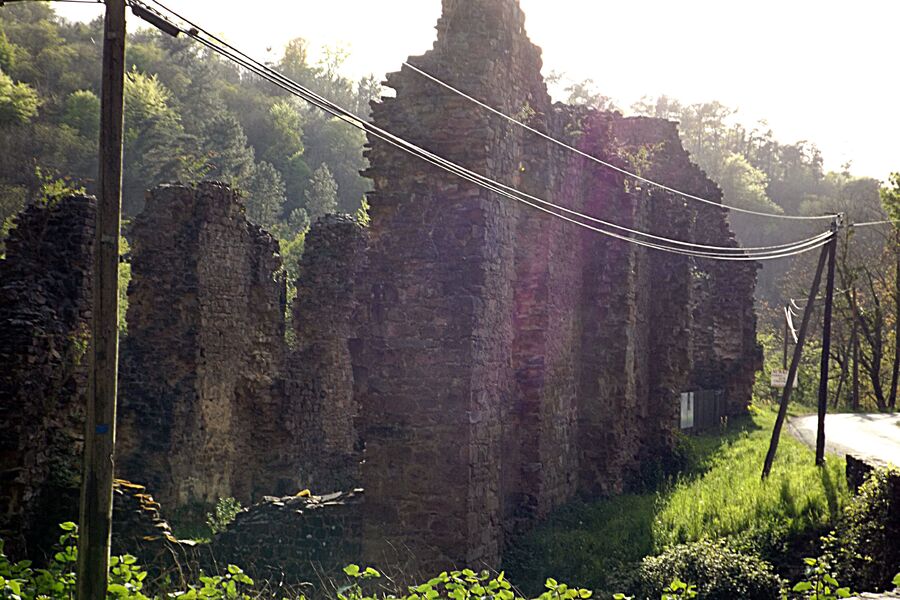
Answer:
[0, 197, 95, 560]
[357, 0, 571, 567]
[288, 214, 368, 492]
[117, 182, 295, 508]
[0, 0, 760, 575]
[116, 184, 371, 509]
[356, 0, 761, 568]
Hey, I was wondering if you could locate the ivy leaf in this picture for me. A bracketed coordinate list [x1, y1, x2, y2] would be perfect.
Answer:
[343, 564, 360, 577]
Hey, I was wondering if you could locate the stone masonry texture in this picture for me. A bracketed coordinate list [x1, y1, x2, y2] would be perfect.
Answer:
[117, 182, 295, 509]
[0, 196, 95, 561]
[356, 0, 761, 569]
[288, 214, 368, 493]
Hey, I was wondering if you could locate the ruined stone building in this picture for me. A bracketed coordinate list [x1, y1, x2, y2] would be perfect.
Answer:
[353, 0, 759, 568]
[0, 0, 760, 575]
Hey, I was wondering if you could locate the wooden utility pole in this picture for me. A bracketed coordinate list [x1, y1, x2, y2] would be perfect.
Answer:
[815, 229, 839, 466]
[762, 241, 830, 479]
[76, 1, 126, 598]
[783, 303, 790, 369]
[851, 286, 860, 411]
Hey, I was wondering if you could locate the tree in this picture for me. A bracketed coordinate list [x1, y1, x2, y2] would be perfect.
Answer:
[880, 173, 900, 410]
[717, 153, 776, 211]
[564, 78, 616, 111]
[0, 29, 17, 73]
[62, 89, 100, 139]
[197, 113, 255, 186]
[262, 99, 304, 164]
[301, 116, 369, 212]
[717, 153, 783, 248]
[355, 74, 382, 119]
[244, 161, 285, 229]
[630, 94, 683, 120]
[305, 163, 338, 222]
[278, 38, 314, 86]
[882, 173, 900, 222]
[0, 68, 39, 125]
[122, 68, 191, 214]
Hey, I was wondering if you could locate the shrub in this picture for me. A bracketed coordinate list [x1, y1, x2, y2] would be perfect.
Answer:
[637, 540, 783, 600]
[820, 466, 900, 592]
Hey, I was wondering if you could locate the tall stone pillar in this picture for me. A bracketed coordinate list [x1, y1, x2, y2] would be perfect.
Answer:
[575, 114, 649, 496]
[0, 196, 95, 559]
[356, 0, 545, 569]
[288, 214, 368, 493]
[118, 182, 292, 508]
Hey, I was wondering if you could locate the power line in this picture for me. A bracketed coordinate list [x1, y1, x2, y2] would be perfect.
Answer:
[851, 219, 900, 228]
[143, 0, 836, 261]
[403, 61, 839, 223]
[0, 0, 103, 4]
[132, 0, 836, 261]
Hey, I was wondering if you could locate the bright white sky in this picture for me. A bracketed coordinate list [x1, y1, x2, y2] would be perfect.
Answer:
[56, 1, 899, 181]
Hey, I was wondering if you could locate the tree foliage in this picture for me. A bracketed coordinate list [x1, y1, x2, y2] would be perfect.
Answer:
[0, 68, 39, 125]
[0, 4, 378, 247]
[305, 163, 338, 223]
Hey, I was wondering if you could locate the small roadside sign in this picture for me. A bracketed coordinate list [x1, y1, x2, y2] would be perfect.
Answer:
[770, 369, 797, 389]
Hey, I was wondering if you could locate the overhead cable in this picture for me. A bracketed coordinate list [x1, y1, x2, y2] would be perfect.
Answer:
[133, 0, 836, 261]
[851, 219, 900, 228]
[0, 0, 102, 4]
[403, 61, 839, 223]
[783, 306, 799, 343]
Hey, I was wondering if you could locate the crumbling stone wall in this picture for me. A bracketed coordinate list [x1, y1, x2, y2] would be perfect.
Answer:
[683, 173, 761, 414]
[0, 196, 95, 560]
[356, 0, 566, 568]
[118, 182, 294, 508]
[612, 117, 702, 460]
[571, 112, 652, 497]
[357, 0, 759, 569]
[613, 116, 761, 423]
[288, 215, 368, 493]
[205, 490, 363, 584]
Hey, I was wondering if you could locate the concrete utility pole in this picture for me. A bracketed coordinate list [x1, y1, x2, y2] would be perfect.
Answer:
[76, 0, 126, 598]
[815, 228, 839, 466]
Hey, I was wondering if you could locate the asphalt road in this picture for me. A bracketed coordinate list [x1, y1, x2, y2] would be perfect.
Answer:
[789, 412, 900, 467]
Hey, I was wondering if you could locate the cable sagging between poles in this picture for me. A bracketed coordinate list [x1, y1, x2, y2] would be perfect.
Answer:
[402, 61, 838, 223]
[130, 0, 837, 262]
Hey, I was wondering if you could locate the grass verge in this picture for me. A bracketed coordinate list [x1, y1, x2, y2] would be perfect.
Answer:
[503, 406, 849, 596]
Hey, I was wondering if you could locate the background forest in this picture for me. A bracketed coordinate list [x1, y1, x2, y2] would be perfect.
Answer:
[0, 2, 377, 280]
[1, 4, 897, 410]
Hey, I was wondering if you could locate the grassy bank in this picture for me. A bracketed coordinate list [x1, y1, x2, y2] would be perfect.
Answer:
[503, 407, 849, 596]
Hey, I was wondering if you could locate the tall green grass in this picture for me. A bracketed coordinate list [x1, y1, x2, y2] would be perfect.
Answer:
[654, 408, 847, 569]
[503, 493, 657, 595]
[504, 407, 850, 595]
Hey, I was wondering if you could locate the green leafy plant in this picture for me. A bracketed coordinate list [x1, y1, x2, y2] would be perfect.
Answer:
[0, 523, 254, 599]
[820, 467, 900, 592]
[206, 496, 243, 535]
[614, 578, 697, 600]
[787, 558, 852, 600]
